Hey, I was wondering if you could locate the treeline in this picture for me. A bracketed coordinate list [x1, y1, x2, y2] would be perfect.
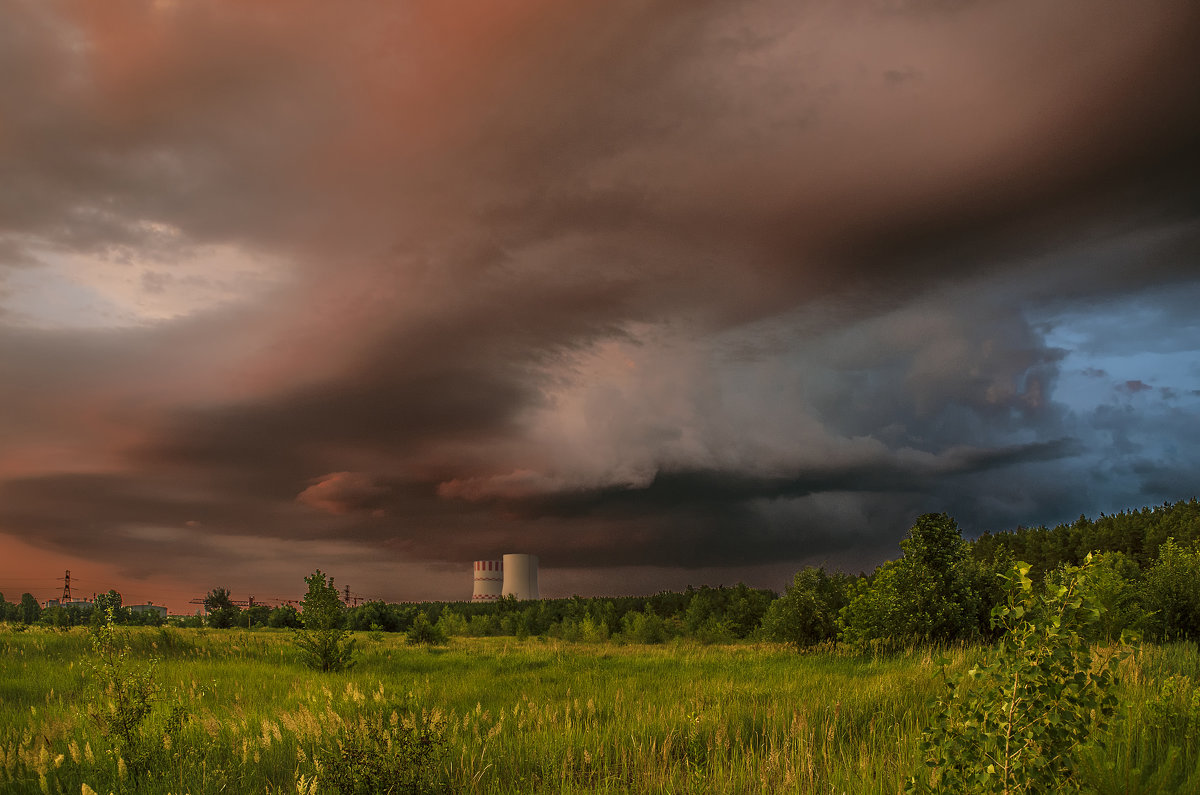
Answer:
[972, 500, 1200, 576]
[352, 499, 1200, 648]
[0, 579, 778, 643]
[3, 499, 1197, 647]
[769, 499, 1200, 650]
[343, 583, 776, 644]
[342, 498, 1200, 648]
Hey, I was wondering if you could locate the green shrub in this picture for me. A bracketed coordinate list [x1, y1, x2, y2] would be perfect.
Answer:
[578, 615, 609, 642]
[300, 708, 448, 794]
[1078, 551, 1146, 642]
[436, 610, 469, 637]
[694, 615, 737, 645]
[621, 609, 667, 644]
[1144, 674, 1200, 743]
[909, 557, 1125, 794]
[1141, 538, 1200, 642]
[762, 566, 849, 649]
[406, 611, 447, 646]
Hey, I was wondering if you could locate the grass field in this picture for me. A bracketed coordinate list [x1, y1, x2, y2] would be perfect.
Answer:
[1, 626, 1198, 794]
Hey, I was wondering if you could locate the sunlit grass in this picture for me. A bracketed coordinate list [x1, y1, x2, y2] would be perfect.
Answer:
[0, 626, 1196, 793]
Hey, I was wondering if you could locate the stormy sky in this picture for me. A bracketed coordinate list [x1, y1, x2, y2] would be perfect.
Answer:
[1, 0, 1198, 611]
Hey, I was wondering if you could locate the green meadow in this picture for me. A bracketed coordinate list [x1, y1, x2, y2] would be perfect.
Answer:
[2, 627, 1199, 794]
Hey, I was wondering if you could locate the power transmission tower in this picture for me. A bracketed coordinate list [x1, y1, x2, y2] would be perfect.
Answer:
[341, 584, 364, 607]
[57, 570, 74, 603]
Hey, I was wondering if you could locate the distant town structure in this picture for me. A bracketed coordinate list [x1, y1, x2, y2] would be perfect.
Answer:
[40, 597, 97, 609]
[29, 572, 170, 614]
[472, 560, 503, 601]
[471, 554, 539, 601]
[129, 602, 167, 618]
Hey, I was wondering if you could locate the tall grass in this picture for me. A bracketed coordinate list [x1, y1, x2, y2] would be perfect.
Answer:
[1076, 642, 1200, 793]
[0, 626, 1195, 793]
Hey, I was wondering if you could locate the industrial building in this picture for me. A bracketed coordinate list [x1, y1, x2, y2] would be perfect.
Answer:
[40, 598, 93, 609]
[471, 553, 539, 601]
[472, 560, 503, 601]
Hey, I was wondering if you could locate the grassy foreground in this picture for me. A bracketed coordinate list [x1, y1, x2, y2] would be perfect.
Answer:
[1, 627, 1198, 794]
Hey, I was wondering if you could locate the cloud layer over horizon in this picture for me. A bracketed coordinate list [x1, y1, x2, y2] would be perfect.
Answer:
[2, 0, 1198, 607]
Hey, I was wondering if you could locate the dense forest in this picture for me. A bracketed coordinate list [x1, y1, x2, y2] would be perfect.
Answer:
[4, 498, 1198, 647]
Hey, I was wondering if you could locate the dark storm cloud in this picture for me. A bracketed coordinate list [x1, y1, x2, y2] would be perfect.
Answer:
[1, 0, 1199, 601]
[420, 438, 1082, 567]
[0, 471, 270, 570]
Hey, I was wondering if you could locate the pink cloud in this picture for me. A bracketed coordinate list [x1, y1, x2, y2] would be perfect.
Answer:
[296, 471, 389, 516]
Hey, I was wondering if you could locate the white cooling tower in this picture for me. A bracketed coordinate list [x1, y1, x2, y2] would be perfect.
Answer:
[501, 553, 539, 600]
[472, 560, 504, 601]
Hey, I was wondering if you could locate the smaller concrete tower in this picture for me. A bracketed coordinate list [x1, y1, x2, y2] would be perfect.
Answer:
[472, 560, 503, 601]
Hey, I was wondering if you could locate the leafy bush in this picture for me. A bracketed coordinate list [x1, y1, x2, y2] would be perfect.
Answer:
[1141, 538, 1200, 642]
[762, 566, 849, 649]
[300, 709, 448, 794]
[1076, 550, 1146, 641]
[578, 615, 609, 643]
[693, 615, 737, 645]
[406, 611, 447, 646]
[909, 557, 1125, 794]
[436, 610, 469, 637]
[621, 608, 667, 644]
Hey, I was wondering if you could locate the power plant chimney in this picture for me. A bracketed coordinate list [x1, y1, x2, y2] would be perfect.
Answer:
[472, 560, 503, 601]
[501, 553, 538, 601]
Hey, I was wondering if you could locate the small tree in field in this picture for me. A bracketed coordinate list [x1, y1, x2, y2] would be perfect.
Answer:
[203, 586, 240, 629]
[908, 556, 1125, 794]
[18, 592, 41, 624]
[295, 570, 355, 672]
[86, 608, 189, 779]
[406, 611, 447, 646]
[841, 513, 980, 649]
